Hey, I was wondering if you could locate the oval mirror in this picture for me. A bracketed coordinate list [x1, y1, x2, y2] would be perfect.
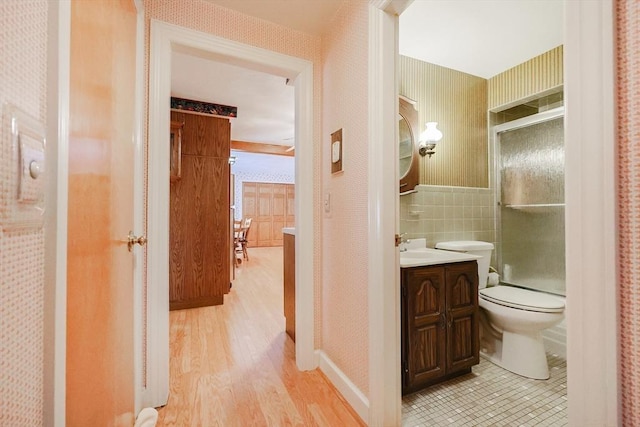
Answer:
[399, 115, 413, 178]
[399, 97, 419, 193]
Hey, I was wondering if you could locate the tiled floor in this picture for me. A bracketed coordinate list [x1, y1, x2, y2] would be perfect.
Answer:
[402, 353, 567, 427]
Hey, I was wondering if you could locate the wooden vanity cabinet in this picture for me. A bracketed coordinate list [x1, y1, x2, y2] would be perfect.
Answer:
[401, 261, 479, 395]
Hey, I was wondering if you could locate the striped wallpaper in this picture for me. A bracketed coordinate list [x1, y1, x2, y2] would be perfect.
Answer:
[488, 46, 564, 111]
[400, 47, 563, 189]
[400, 55, 488, 188]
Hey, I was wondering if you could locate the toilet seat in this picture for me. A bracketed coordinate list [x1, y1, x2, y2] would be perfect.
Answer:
[479, 286, 565, 313]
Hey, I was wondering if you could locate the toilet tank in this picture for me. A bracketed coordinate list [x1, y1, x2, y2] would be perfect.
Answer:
[435, 241, 494, 289]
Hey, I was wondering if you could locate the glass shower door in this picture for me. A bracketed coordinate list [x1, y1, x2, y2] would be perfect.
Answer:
[497, 113, 565, 296]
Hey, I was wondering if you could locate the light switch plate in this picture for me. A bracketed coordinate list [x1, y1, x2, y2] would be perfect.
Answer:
[323, 191, 331, 214]
[1, 103, 46, 230]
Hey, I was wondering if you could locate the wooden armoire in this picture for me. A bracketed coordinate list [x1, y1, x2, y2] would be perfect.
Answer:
[169, 111, 230, 310]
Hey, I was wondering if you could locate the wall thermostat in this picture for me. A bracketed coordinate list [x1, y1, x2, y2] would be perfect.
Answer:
[1, 103, 46, 231]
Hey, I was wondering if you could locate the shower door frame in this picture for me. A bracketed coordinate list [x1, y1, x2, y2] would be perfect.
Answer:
[492, 107, 565, 293]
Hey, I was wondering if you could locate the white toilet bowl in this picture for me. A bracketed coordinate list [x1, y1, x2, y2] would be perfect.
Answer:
[435, 241, 566, 380]
[478, 285, 565, 379]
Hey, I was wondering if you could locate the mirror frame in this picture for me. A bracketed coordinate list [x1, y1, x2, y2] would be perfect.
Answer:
[399, 96, 419, 193]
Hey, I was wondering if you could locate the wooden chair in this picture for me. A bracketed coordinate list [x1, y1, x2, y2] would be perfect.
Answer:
[233, 220, 244, 265]
[238, 218, 252, 261]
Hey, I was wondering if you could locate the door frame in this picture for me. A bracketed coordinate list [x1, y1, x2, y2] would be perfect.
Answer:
[45, 1, 71, 425]
[368, 0, 618, 425]
[132, 0, 146, 415]
[146, 20, 316, 408]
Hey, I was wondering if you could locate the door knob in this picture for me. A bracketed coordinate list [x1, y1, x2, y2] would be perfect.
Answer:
[127, 231, 147, 252]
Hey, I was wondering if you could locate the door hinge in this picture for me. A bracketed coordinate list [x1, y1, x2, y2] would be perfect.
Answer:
[401, 285, 406, 298]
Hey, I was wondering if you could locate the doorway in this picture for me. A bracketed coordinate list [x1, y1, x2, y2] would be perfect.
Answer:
[145, 21, 316, 409]
[369, 1, 618, 425]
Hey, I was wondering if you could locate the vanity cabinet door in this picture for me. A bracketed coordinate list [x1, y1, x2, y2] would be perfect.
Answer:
[402, 267, 447, 393]
[445, 262, 480, 374]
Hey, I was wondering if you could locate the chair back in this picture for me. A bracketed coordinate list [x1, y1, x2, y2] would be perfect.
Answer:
[241, 218, 252, 240]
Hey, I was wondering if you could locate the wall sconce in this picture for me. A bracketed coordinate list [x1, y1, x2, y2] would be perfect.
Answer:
[418, 122, 443, 158]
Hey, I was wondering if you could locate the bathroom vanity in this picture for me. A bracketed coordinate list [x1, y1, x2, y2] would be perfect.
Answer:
[401, 259, 479, 395]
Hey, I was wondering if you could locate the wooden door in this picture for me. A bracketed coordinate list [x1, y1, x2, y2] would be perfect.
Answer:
[169, 111, 230, 310]
[242, 182, 294, 247]
[286, 184, 295, 228]
[271, 184, 286, 246]
[445, 262, 479, 374]
[256, 183, 273, 247]
[67, 0, 136, 424]
[402, 267, 447, 394]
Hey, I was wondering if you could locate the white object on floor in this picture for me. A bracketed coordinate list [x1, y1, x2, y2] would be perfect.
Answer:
[134, 407, 158, 427]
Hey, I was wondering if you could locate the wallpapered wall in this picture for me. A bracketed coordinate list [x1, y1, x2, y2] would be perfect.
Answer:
[0, 1, 48, 425]
[399, 56, 488, 188]
[321, 0, 370, 397]
[144, 0, 324, 346]
[616, 1, 640, 423]
[398, 46, 562, 189]
[488, 46, 563, 111]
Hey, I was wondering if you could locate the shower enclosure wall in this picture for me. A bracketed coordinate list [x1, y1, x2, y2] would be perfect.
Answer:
[494, 108, 566, 296]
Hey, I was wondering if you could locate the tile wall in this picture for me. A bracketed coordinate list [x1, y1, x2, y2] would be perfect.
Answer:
[400, 185, 497, 262]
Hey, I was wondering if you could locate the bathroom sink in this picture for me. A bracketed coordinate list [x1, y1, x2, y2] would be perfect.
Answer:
[400, 247, 481, 268]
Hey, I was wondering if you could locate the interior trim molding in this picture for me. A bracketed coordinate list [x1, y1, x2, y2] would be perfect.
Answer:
[367, 3, 402, 426]
[147, 20, 316, 407]
[317, 351, 369, 423]
[133, 0, 146, 416]
[45, 1, 70, 425]
[564, 0, 618, 424]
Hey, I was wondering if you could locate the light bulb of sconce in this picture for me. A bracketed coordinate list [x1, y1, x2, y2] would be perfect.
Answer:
[418, 122, 442, 158]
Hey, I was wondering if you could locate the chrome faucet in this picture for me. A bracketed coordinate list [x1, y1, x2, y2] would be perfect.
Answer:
[398, 233, 409, 252]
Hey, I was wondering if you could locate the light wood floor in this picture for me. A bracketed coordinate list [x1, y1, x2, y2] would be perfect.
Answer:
[156, 247, 365, 427]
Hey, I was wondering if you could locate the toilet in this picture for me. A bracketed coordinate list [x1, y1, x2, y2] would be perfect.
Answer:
[435, 241, 566, 380]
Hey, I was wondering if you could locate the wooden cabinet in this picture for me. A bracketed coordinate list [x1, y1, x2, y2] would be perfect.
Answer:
[401, 261, 479, 394]
[283, 231, 295, 341]
[242, 182, 295, 247]
[169, 111, 230, 310]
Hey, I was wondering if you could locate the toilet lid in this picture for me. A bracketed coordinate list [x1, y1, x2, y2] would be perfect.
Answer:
[480, 286, 565, 313]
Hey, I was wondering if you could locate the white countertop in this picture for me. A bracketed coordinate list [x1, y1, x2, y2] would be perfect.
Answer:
[282, 227, 295, 235]
[400, 248, 481, 268]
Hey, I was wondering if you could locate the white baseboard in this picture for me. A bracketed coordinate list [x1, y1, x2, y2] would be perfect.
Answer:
[316, 350, 369, 423]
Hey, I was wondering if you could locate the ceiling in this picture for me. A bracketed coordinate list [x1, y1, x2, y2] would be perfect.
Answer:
[172, 52, 294, 146]
[174, 0, 564, 149]
[399, 0, 564, 79]
[202, 0, 344, 36]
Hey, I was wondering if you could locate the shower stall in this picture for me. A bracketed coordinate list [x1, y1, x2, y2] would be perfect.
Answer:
[494, 108, 566, 297]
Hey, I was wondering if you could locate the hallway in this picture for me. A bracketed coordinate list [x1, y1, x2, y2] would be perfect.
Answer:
[157, 247, 364, 426]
